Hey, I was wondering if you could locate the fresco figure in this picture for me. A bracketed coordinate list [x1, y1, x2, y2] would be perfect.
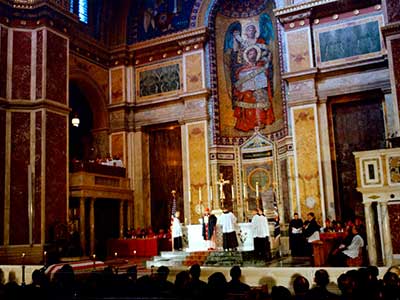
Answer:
[224, 14, 275, 132]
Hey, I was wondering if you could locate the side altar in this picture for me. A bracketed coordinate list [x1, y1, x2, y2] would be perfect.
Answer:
[185, 223, 254, 252]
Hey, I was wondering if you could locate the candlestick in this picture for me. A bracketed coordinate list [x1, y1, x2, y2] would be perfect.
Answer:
[188, 187, 191, 203]
[256, 181, 259, 198]
[243, 183, 247, 199]
[92, 254, 96, 270]
[21, 253, 26, 286]
[43, 251, 47, 267]
[231, 185, 235, 199]
[199, 187, 202, 202]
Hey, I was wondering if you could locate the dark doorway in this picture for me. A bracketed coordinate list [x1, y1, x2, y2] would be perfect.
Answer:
[94, 200, 119, 259]
[148, 124, 183, 232]
[69, 82, 94, 161]
[330, 94, 385, 221]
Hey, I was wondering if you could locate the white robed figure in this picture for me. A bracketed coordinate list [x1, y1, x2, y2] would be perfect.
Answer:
[217, 208, 238, 251]
[172, 211, 183, 251]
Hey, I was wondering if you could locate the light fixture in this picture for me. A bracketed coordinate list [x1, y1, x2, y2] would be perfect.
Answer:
[72, 113, 80, 127]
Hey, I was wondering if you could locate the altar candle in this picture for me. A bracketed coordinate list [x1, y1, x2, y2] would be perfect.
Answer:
[199, 187, 202, 202]
[243, 183, 247, 199]
[188, 186, 191, 203]
[256, 182, 259, 198]
[231, 185, 235, 199]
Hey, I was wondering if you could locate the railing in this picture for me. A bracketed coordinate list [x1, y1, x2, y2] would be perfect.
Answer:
[70, 161, 126, 178]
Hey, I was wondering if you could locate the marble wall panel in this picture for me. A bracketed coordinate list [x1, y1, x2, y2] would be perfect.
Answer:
[0, 110, 5, 244]
[46, 31, 67, 104]
[386, 0, 400, 23]
[280, 159, 290, 223]
[34, 111, 42, 244]
[10, 112, 30, 245]
[388, 203, 400, 254]
[188, 122, 207, 223]
[111, 133, 124, 162]
[185, 53, 203, 92]
[286, 29, 311, 72]
[0, 27, 7, 99]
[288, 156, 297, 214]
[12, 31, 31, 100]
[45, 112, 67, 242]
[111, 68, 124, 104]
[392, 39, 400, 112]
[36, 30, 43, 99]
[293, 107, 322, 222]
[288, 79, 315, 102]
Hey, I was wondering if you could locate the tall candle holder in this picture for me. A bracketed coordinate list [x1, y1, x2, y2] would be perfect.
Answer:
[92, 254, 96, 271]
[21, 252, 26, 286]
[43, 251, 47, 267]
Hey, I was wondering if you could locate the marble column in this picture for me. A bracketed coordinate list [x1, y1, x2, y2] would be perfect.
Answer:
[89, 198, 95, 255]
[127, 201, 132, 230]
[380, 201, 393, 266]
[364, 201, 377, 265]
[119, 200, 124, 238]
[79, 197, 86, 255]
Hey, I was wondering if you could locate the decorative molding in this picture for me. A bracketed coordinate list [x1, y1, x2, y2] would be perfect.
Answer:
[381, 22, 400, 38]
[129, 27, 208, 52]
[274, 0, 338, 17]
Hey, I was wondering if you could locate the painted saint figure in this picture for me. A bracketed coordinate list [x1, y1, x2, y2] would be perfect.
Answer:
[224, 14, 275, 132]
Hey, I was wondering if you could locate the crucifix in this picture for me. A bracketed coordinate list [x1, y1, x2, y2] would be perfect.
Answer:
[216, 173, 230, 209]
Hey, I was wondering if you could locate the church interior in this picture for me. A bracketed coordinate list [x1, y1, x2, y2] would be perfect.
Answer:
[1, 0, 400, 297]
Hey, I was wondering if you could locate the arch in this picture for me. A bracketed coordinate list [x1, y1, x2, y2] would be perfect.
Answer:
[69, 68, 109, 131]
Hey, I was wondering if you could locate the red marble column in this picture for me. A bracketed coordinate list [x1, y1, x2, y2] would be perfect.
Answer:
[45, 111, 67, 242]
[0, 26, 7, 99]
[0, 109, 5, 245]
[11, 30, 31, 100]
[0, 26, 68, 253]
[10, 112, 30, 245]
[386, 0, 400, 23]
[392, 40, 400, 115]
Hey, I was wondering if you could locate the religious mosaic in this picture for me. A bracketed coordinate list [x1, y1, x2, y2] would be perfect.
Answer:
[215, 0, 284, 142]
[127, 0, 197, 43]
[314, 15, 384, 66]
[389, 156, 400, 184]
[136, 62, 181, 99]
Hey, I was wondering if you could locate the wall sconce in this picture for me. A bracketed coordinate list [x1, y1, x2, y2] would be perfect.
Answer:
[71, 114, 80, 127]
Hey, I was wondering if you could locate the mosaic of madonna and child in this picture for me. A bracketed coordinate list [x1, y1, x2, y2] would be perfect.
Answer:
[215, 2, 284, 139]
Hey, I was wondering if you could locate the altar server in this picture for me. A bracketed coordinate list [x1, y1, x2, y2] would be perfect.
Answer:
[172, 211, 183, 251]
[217, 208, 238, 251]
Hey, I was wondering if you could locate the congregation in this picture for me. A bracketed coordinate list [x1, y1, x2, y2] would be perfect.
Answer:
[0, 263, 399, 300]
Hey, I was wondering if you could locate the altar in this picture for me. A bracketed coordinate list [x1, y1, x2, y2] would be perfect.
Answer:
[185, 223, 254, 252]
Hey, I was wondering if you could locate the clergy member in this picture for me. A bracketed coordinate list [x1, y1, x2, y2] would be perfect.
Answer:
[258, 208, 271, 261]
[289, 212, 304, 256]
[202, 208, 217, 250]
[217, 208, 238, 251]
[172, 211, 183, 251]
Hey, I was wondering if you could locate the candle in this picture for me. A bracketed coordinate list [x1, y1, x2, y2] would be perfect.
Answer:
[114, 252, 118, 258]
[209, 185, 213, 201]
[188, 186, 191, 203]
[231, 185, 235, 199]
[243, 183, 247, 199]
[199, 187, 202, 202]
[256, 182, 259, 198]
